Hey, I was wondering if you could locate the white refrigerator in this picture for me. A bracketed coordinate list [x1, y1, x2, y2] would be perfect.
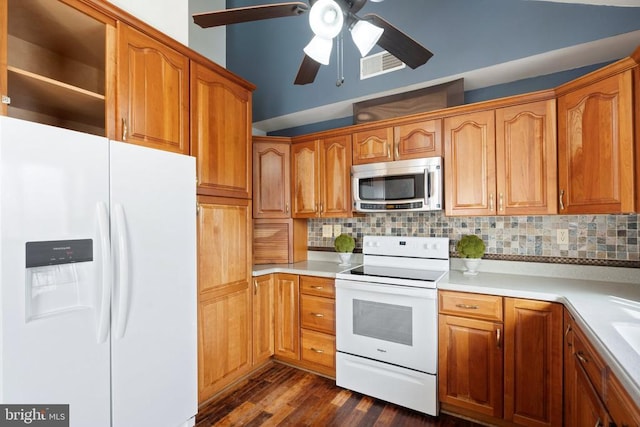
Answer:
[0, 117, 197, 426]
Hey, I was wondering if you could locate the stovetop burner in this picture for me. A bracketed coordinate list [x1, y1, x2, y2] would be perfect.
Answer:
[344, 265, 447, 283]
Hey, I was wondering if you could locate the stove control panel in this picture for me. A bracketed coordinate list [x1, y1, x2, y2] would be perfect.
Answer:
[363, 236, 449, 260]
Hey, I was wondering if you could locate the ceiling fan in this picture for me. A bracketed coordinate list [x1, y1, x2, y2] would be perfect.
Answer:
[193, 0, 433, 85]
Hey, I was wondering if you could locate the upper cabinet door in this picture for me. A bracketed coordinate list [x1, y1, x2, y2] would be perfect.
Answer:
[191, 61, 252, 199]
[117, 24, 189, 154]
[352, 127, 393, 165]
[558, 70, 635, 214]
[496, 100, 557, 215]
[253, 138, 290, 218]
[320, 134, 352, 218]
[444, 110, 496, 216]
[291, 140, 320, 218]
[394, 119, 443, 160]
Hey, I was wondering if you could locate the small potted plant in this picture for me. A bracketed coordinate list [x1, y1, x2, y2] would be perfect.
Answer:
[334, 233, 356, 266]
[456, 234, 486, 275]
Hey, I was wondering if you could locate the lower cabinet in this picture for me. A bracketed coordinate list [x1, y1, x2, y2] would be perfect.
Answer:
[197, 196, 253, 404]
[299, 276, 336, 377]
[564, 309, 640, 427]
[273, 274, 336, 377]
[252, 274, 274, 366]
[274, 273, 300, 360]
[438, 291, 563, 426]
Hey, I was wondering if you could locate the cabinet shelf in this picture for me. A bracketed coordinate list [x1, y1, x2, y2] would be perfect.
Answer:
[5, 0, 108, 136]
[7, 66, 105, 134]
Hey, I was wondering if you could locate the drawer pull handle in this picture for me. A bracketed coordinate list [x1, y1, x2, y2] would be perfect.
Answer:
[310, 347, 324, 354]
[576, 351, 589, 364]
[496, 328, 501, 348]
[310, 286, 324, 290]
[455, 304, 480, 310]
[565, 324, 572, 347]
[311, 312, 325, 318]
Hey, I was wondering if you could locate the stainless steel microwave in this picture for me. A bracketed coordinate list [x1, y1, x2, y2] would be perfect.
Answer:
[352, 157, 442, 212]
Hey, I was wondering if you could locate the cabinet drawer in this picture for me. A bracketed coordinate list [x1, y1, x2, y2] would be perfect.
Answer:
[301, 329, 336, 369]
[300, 276, 335, 298]
[573, 329, 606, 398]
[300, 294, 335, 334]
[439, 291, 503, 321]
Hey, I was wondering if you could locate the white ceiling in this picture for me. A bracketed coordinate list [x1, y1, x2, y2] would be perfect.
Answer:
[526, 0, 640, 6]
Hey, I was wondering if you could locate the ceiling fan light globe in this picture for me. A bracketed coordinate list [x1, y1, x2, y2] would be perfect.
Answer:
[309, 0, 344, 39]
[351, 20, 384, 57]
[304, 36, 333, 65]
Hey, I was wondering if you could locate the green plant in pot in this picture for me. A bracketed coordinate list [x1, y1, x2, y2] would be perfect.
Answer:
[334, 233, 356, 266]
[456, 234, 486, 275]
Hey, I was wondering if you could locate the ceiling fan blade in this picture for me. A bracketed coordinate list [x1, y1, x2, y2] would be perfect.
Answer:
[193, 2, 309, 28]
[362, 14, 433, 69]
[294, 55, 322, 85]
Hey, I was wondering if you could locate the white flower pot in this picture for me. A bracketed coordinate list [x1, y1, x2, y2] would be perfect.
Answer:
[463, 258, 481, 275]
[338, 252, 353, 266]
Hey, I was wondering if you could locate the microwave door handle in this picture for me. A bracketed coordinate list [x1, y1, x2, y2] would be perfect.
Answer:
[429, 169, 439, 208]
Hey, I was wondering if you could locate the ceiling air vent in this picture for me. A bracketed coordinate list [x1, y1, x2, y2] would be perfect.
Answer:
[360, 50, 406, 80]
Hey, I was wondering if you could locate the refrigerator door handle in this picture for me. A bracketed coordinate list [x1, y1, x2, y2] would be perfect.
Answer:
[96, 202, 111, 344]
[114, 203, 131, 339]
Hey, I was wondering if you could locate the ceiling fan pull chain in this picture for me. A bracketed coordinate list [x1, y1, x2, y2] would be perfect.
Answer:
[336, 31, 345, 87]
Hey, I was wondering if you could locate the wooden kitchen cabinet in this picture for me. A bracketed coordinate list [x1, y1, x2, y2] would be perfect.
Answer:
[253, 219, 307, 264]
[438, 291, 504, 418]
[253, 137, 291, 218]
[352, 126, 394, 164]
[117, 23, 189, 154]
[557, 67, 635, 214]
[252, 137, 307, 264]
[274, 273, 300, 361]
[252, 274, 274, 366]
[197, 196, 253, 403]
[495, 100, 557, 215]
[439, 291, 563, 426]
[352, 119, 442, 165]
[1, 0, 116, 136]
[444, 110, 496, 216]
[503, 298, 563, 426]
[191, 61, 252, 199]
[291, 134, 352, 218]
[299, 276, 336, 377]
[606, 370, 640, 427]
[563, 309, 640, 427]
[445, 97, 557, 216]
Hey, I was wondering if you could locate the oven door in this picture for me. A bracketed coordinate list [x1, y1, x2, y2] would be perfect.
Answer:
[335, 279, 437, 373]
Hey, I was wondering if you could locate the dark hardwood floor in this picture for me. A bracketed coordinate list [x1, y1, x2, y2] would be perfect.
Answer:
[196, 363, 485, 426]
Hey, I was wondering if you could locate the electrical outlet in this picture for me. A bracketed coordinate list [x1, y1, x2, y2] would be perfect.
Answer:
[333, 224, 342, 237]
[322, 224, 332, 238]
[557, 229, 569, 245]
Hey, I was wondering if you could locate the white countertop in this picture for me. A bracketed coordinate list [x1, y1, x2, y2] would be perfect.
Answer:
[253, 253, 640, 407]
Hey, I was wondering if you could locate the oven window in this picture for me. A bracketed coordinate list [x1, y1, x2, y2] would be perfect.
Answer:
[352, 299, 413, 346]
[358, 174, 424, 201]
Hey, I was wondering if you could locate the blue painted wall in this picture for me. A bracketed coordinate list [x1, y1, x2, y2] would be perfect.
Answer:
[225, 0, 640, 131]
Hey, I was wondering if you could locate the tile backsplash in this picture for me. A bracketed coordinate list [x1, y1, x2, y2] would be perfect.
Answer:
[308, 212, 639, 267]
